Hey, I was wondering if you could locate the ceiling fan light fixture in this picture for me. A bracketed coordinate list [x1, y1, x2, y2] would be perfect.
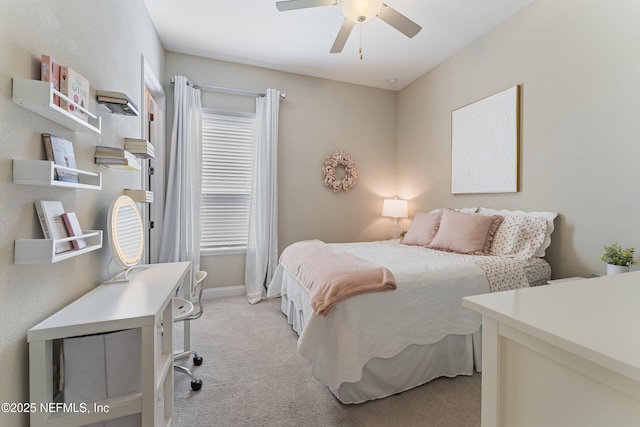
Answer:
[342, 0, 382, 23]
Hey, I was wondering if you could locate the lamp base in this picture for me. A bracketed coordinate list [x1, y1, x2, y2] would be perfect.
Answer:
[389, 219, 400, 239]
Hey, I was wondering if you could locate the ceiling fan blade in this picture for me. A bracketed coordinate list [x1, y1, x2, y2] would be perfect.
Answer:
[377, 3, 422, 38]
[330, 19, 355, 53]
[276, 0, 336, 12]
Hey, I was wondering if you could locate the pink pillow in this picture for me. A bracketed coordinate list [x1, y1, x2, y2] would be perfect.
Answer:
[429, 208, 503, 255]
[401, 212, 441, 246]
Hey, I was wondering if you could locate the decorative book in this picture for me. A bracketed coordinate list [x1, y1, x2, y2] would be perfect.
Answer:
[95, 145, 131, 158]
[124, 138, 155, 159]
[60, 66, 90, 121]
[96, 90, 139, 116]
[95, 146, 141, 170]
[41, 54, 60, 106]
[42, 133, 79, 183]
[61, 212, 87, 250]
[35, 201, 73, 253]
[124, 189, 154, 203]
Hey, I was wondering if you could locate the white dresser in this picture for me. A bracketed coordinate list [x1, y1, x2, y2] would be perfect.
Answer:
[463, 272, 640, 427]
[28, 261, 191, 427]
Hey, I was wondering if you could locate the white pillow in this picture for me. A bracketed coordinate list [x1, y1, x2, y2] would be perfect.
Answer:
[477, 208, 558, 257]
[429, 207, 478, 214]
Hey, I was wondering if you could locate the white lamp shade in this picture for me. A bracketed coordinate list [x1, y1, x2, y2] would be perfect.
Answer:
[382, 199, 408, 219]
[342, 0, 382, 23]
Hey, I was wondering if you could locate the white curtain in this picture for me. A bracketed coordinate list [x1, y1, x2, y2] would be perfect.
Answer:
[245, 89, 280, 303]
[159, 75, 202, 279]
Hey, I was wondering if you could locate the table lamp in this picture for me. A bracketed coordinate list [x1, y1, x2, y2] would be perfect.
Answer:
[382, 198, 408, 239]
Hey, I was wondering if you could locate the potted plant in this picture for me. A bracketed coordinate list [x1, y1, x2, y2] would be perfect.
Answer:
[600, 243, 638, 275]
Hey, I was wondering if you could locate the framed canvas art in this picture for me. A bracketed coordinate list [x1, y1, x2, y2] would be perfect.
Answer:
[451, 85, 520, 194]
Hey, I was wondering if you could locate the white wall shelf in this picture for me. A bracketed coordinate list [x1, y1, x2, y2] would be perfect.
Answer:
[15, 230, 102, 264]
[12, 78, 101, 134]
[13, 159, 102, 190]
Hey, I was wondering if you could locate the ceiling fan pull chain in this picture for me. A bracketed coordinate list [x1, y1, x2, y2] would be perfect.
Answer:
[359, 24, 363, 60]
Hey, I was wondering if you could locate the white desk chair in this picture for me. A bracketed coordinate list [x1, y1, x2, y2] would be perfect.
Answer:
[173, 270, 207, 391]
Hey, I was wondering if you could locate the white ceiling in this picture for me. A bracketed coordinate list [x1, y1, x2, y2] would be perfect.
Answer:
[143, 0, 534, 91]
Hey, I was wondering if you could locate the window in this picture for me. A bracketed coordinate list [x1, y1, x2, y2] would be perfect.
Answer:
[200, 110, 256, 254]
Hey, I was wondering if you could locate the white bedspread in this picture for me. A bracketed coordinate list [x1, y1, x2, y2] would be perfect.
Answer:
[268, 241, 501, 389]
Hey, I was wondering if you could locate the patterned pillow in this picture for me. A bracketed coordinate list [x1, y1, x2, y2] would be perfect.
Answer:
[490, 215, 548, 260]
[401, 211, 441, 246]
[428, 208, 503, 255]
[477, 208, 557, 257]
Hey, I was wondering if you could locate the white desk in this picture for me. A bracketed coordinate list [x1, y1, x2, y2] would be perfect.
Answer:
[28, 261, 191, 427]
[463, 273, 640, 427]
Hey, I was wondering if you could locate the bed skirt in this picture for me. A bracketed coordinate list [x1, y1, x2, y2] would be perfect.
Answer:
[280, 292, 482, 404]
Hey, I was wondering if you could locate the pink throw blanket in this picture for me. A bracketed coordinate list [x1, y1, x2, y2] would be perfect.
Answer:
[279, 240, 397, 316]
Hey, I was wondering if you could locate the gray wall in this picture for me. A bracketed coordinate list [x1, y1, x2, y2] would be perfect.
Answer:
[397, 0, 640, 279]
[0, 1, 164, 425]
[164, 52, 398, 288]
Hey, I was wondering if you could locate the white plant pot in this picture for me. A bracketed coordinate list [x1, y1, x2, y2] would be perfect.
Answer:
[606, 264, 629, 275]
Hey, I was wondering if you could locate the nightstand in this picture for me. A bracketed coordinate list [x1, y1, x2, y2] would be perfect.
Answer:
[546, 277, 586, 284]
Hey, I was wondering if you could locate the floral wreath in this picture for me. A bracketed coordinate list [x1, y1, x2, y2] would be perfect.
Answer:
[323, 150, 358, 192]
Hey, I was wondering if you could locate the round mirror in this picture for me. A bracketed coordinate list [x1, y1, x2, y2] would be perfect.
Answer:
[107, 195, 144, 269]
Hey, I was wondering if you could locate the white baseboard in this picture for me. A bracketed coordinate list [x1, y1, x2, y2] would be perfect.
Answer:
[202, 285, 245, 299]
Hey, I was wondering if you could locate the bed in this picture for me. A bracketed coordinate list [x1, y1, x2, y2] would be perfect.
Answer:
[266, 207, 557, 404]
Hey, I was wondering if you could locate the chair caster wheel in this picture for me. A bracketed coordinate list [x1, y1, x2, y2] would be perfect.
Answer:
[193, 355, 203, 366]
[191, 379, 202, 391]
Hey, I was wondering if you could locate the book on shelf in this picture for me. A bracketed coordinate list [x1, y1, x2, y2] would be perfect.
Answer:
[96, 89, 130, 99]
[124, 189, 154, 203]
[95, 147, 141, 170]
[94, 145, 132, 159]
[61, 212, 87, 250]
[123, 137, 152, 149]
[41, 54, 60, 106]
[96, 90, 139, 116]
[124, 138, 155, 159]
[60, 66, 90, 121]
[95, 146, 140, 163]
[95, 158, 141, 170]
[42, 133, 80, 183]
[34, 201, 73, 254]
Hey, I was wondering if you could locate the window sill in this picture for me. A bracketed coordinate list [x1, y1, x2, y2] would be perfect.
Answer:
[201, 246, 247, 256]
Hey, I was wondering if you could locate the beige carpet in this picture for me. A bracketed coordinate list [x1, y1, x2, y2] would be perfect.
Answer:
[172, 295, 481, 427]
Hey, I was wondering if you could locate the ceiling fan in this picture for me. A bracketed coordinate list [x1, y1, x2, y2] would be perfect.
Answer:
[275, 0, 422, 54]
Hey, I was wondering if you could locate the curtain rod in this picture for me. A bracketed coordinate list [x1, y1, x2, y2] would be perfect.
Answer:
[170, 77, 286, 99]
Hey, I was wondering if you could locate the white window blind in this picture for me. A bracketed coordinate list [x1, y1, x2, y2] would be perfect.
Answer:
[201, 111, 256, 252]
